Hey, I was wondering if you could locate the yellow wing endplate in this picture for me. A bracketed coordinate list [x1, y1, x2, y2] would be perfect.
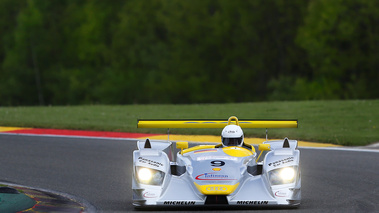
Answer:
[137, 117, 297, 129]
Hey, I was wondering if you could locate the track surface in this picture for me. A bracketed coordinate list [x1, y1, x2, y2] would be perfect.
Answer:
[0, 134, 378, 212]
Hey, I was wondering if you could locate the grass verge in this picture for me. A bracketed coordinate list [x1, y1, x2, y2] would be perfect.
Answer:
[0, 100, 378, 146]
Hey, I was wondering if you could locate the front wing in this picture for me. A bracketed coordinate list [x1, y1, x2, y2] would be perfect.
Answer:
[133, 174, 300, 207]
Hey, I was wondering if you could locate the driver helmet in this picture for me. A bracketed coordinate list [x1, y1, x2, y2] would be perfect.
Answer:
[221, 124, 244, 146]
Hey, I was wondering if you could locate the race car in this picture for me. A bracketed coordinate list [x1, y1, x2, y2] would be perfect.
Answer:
[132, 116, 301, 207]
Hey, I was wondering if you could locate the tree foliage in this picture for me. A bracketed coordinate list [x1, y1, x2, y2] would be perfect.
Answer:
[294, 0, 379, 100]
[0, 0, 378, 105]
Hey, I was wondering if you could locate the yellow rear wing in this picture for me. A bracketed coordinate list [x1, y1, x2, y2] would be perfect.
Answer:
[137, 116, 297, 129]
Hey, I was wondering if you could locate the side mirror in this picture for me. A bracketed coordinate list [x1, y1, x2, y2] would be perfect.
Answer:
[176, 142, 188, 155]
[256, 144, 271, 162]
[258, 144, 271, 151]
[176, 141, 188, 149]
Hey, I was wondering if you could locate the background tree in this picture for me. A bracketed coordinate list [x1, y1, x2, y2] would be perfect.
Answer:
[295, 0, 379, 100]
[0, 0, 377, 106]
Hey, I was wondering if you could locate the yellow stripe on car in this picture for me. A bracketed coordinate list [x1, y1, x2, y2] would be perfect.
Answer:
[222, 146, 254, 157]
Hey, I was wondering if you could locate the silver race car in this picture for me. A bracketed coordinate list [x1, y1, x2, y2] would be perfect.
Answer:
[132, 116, 301, 207]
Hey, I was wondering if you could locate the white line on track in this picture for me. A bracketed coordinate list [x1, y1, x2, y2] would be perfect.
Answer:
[0, 132, 135, 141]
[300, 146, 379, 153]
[1, 132, 379, 153]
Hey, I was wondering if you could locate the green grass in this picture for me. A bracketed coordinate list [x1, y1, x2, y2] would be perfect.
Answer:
[0, 100, 378, 146]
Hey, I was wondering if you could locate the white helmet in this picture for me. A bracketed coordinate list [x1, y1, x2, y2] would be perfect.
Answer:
[221, 124, 244, 146]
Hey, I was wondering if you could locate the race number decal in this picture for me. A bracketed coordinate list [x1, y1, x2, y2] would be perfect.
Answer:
[211, 160, 225, 167]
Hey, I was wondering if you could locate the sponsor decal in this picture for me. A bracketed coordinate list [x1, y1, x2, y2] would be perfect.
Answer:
[143, 191, 158, 198]
[197, 156, 238, 161]
[194, 149, 217, 154]
[163, 201, 196, 205]
[195, 173, 236, 180]
[236, 201, 269, 205]
[206, 186, 227, 192]
[268, 157, 294, 167]
[274, 190, 288, 197]
[138, 157, 163, 168]
[212, 168, 222, 171]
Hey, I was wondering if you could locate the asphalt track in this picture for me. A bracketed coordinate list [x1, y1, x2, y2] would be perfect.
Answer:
[0, 134, 378, 212]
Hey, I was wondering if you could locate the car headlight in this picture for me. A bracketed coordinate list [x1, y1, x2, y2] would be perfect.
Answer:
[136, 166, 165, 185]
[268, 166, 297, 185]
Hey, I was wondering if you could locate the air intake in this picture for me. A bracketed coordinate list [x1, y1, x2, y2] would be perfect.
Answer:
[144, 138, 151, 148]
[283, 138, 290, 148]
[205, 195, 228, 205]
